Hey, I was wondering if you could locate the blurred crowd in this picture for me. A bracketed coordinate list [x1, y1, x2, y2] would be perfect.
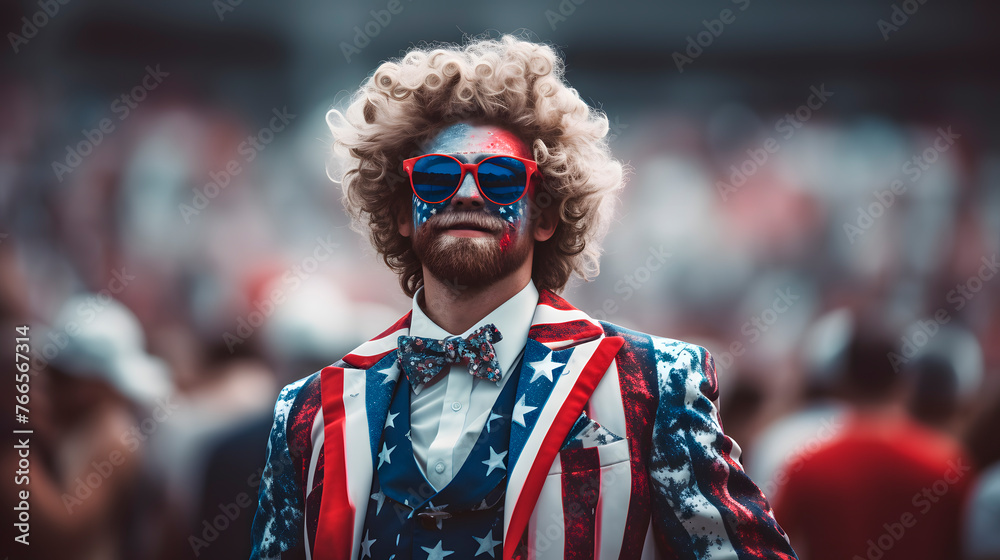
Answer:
[2, 2, 1000, 560]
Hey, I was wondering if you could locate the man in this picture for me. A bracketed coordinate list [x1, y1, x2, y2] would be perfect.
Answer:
[772, 331, 971, 560]
[250, 35, 797, 560]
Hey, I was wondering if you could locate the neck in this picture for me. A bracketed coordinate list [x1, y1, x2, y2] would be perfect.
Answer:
[419, 258, 534, 335]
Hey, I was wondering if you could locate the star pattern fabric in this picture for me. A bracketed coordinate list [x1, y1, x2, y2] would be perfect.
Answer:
[507, 340, 574, 473]
[357, 351, 526, 559]
[397, 324, 503, 390]
[473, 530, 501, 558]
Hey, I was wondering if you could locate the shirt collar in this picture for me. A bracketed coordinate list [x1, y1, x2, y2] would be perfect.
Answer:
[407, 279, 539, 387]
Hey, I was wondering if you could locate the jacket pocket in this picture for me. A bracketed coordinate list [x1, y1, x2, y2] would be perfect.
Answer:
[548, 437, 630, 475]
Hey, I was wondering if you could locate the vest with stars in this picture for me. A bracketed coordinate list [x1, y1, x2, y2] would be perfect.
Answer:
[358, 353, 523, 560]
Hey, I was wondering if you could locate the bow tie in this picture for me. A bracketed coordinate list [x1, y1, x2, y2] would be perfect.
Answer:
[397, 324, 503, 390]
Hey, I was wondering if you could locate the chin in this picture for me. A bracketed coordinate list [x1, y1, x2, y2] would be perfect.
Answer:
[416, 231, 530, 290]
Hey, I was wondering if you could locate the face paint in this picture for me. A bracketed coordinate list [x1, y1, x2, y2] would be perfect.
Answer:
[409, 122, 538, 288]
[426, 122, 533, 159]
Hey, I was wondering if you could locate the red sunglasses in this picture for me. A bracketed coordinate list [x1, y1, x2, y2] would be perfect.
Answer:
[402, 154, 539, 206]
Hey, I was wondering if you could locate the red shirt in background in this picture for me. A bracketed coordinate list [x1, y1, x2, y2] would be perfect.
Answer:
[772, 411, 972, 560]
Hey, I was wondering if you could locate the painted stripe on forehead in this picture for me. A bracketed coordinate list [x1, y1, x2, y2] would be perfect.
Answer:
[425, 123, 532, 159]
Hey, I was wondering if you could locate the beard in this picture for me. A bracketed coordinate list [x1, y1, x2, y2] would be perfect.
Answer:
[412, 211, 532, 291]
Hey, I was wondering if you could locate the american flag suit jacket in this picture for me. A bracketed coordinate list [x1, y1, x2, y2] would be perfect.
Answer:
[249, 290, 798, 560]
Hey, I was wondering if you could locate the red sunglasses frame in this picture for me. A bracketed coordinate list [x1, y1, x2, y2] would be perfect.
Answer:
[402, 153, 539, 206]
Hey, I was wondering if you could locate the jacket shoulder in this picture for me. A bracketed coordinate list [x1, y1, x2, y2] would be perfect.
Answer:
[599, 321, 718, 402]
[276, 371, 321, 428]
[598, 320, 710, 361]
[272, 371, 322, 463]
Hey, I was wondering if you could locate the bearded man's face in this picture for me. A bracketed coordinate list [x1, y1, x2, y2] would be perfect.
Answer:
[404, 122, 540, 289]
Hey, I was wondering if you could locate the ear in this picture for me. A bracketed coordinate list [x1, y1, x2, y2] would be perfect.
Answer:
[397, 202, 413, 238]
[532, 196, 558, 243]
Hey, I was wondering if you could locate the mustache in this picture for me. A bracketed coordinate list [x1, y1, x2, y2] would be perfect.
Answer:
[425, 212, 508, 233]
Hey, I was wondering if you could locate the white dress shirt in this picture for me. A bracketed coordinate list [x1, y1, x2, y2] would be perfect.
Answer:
[406, 280, 539, 491]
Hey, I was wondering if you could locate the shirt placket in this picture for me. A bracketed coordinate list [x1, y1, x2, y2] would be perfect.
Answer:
[424, 362, 473, 491]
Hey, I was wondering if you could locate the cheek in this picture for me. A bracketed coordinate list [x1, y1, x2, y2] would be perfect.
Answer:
[493, 198, 530, 252]
[412, 197, 448, 230]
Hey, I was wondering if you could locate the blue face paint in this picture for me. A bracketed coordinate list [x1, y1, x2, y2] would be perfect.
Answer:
[412, 196, 448, 228]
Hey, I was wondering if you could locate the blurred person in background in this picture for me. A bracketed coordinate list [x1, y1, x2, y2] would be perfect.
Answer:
[164, 275, 376, 560]
[745, 308, 852, 504]
[906, 355, 960, 430]
[903, 325, 984, 436]
[772, 326, 973, 560]
[1, 359, 137, 560]
[249, 36, 797, 559]
[962, 387, 1000, 560]
[1, 294, 174, 560]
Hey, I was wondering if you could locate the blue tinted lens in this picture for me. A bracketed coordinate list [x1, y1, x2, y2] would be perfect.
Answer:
[411, 156, 461, 203]
[477, 157, 527, 204]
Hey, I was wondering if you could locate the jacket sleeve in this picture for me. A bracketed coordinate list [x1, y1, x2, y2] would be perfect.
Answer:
[647, 338, 798, 559]
[249, 377, 312, 560]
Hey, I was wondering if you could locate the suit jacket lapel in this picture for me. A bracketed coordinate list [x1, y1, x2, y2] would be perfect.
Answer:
[502, 291, 624, 560]
[314, 314, 408, 560]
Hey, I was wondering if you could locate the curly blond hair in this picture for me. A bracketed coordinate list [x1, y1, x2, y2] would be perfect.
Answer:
[327, 35, 624, 296]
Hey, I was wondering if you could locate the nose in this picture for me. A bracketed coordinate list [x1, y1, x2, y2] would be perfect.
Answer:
[450, 171, 484, 209]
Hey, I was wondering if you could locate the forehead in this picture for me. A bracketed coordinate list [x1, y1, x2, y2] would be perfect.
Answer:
[423, 122, 532, 158]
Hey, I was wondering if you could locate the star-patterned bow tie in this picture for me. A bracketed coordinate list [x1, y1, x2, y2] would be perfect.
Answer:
[397, 324, 503, 389]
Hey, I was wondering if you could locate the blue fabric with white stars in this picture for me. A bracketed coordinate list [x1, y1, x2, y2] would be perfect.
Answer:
[359, 352, 524, 559]
[507, 338, 574, 473]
